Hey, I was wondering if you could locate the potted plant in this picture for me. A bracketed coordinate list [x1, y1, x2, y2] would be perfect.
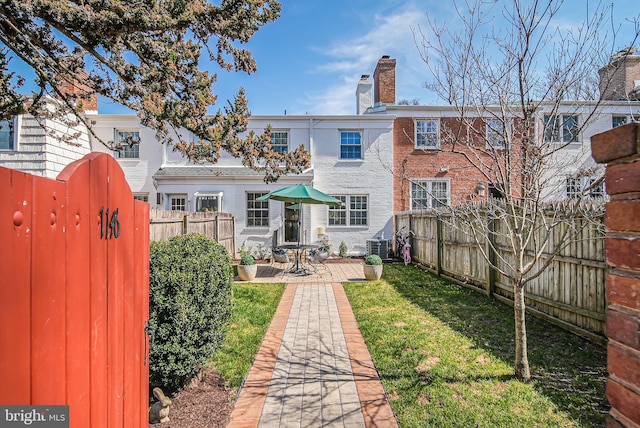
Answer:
[237, 254, 257, 281]
[363, 254, 383, 280]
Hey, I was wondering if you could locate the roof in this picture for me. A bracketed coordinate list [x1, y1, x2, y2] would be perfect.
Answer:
[152, 165, 314, 180]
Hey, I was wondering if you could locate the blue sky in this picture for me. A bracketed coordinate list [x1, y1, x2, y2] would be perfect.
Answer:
[195, 0, 640, 116]
[13, 0, 640, 116]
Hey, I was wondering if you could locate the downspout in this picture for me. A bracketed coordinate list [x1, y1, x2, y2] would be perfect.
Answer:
[306, 118, 314, 244]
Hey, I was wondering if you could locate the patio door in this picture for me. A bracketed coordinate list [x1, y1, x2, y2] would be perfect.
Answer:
[284, 202, 299, 243]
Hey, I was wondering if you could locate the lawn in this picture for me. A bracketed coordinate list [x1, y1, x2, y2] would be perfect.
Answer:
[344, 264, 608, 427]
[209, 282, 285, 398]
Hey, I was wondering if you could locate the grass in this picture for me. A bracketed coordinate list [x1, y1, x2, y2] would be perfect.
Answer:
[343, 264, 608, 428]
[208, 282, 285, 397]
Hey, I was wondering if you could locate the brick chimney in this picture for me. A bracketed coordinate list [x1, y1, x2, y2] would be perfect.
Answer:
[356, 74, 372, 114]
[373, 55, 396, 105]
[58, 71, 98, 113]
[598, 48, 640, 101]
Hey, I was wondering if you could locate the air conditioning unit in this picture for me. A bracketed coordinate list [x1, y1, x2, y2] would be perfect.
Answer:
[367, 239, 390, 259]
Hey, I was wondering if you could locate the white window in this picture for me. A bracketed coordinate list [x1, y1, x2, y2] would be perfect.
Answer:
[270, 131, 289, 154]
[195, 192, 222, 212]
[543, 115, 579, 143]
[411, 180, 450, 209]
[566, 176, 605, 199]
[340, 131, 362, 159]
[170, 195, 187, 211]
[613, 114, 640, 128]
[328, 195, 368, 226]
[415, 119, 439, 148]
[0, 117, 19, 150]
[247, 192, 269, 227]
[612, 115, 628, 128]
[133, 194, 149, 202]
[115, 130, 140, 159]
[486, 120, 506, 148]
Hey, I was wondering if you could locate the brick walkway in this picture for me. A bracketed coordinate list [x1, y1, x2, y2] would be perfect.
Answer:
[228, 263, 398, 427]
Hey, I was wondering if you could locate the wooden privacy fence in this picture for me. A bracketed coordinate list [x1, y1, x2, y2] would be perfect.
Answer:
[0, 153, 150, 427]
[150, 209, 235, 257]
[396, 207, 607, 344]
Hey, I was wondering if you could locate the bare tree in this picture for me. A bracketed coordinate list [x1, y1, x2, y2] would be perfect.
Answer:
[414, 0, 639, 381]
[0, 0, 310, 182]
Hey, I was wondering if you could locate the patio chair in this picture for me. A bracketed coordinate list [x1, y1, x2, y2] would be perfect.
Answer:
[270, 231, 291, 273]
[307, 248, 332, 280]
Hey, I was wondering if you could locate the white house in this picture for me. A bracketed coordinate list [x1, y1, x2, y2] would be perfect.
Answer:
[87, 113, 396, 256]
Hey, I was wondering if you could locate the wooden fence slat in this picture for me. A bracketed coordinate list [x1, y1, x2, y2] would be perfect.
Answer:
[0, 167, 32, 404]
[106, 160, 128, 428]
[31, 175, 67, 405]
[59, 156, 93, 427]
[134, 200, 150, 428]
[89, 154, 110, 427]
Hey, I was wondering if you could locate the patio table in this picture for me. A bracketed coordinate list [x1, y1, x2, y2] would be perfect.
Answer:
[279, 244, 319, 275]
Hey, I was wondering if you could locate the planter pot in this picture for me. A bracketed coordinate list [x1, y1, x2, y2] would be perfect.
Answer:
[316, 251, 329, 262]
[237, 264, 258, 281]
[363, 264, 383, 281]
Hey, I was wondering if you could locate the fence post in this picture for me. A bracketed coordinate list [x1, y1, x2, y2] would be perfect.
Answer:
[435, 214, 442, 276]
[182, 214, 188, 235]
[485, 212, 496, 297]
[213, 215, 219, 242]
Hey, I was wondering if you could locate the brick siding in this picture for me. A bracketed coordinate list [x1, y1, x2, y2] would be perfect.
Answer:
[591, 122, 640, 427]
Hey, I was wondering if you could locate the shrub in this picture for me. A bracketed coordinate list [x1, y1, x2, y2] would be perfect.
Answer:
[365, 254, 383, 265]
[339, 241, 348, 257]
[240, 254, 256, 265]
[149, 233, 233, 392]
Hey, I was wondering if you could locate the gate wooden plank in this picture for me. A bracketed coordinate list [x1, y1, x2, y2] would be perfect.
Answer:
[134, 199, 150, 428]
[113, 174, 136, 428]
[58, 156, 93, 427]
[106, 160, 130, 428]
[30, 175, 67, 404]
[0, 167, 32, 404]
[89, 153, 110, 427]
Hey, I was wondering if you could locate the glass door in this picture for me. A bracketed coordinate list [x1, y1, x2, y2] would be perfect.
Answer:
[284, 202, 299, 243]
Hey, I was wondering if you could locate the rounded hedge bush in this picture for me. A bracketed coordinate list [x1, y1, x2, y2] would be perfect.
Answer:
[149, 233, 233, 392]
[365, 254, 383, 265]
[240, 254, 256, 265]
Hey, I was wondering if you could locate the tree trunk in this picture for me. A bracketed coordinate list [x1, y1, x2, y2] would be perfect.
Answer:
[513, 281, 531, 381]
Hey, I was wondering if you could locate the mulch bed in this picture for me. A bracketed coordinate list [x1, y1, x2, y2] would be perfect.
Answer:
[149, 368, 234, 428]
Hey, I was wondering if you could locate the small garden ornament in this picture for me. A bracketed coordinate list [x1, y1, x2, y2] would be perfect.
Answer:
[363, 254, 383, 280]
[149, 387, 172, 424]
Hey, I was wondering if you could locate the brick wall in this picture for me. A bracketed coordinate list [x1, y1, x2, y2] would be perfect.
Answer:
[373, 57, 396, 105]
[591, 122, 640, 427]
[393, 117, 509, 210]
[599, 55, 640, 101]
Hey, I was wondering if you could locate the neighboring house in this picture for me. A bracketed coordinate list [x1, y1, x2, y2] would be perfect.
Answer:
[361, 55, 640, 207]
[88, 113, 396, 256]
[0, 97, 92, 179]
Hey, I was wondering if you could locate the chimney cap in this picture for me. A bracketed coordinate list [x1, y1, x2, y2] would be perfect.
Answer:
[381, 55, 391, 59]
[360, 74, 370, 80]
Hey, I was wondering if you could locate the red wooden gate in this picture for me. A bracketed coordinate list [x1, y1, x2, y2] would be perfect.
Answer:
[0, 153, 150, 427]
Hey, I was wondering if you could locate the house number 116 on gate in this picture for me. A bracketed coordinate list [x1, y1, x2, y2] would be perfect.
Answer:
[100, 207, 121, 239]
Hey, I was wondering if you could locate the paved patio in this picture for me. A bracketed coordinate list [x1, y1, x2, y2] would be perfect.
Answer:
[229, 261, 399, 427]
[238, 258, 367, 284]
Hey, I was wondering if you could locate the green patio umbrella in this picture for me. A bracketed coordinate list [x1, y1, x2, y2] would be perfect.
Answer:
[257, 184, 342, 206]
[257, 184, 342, 246]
